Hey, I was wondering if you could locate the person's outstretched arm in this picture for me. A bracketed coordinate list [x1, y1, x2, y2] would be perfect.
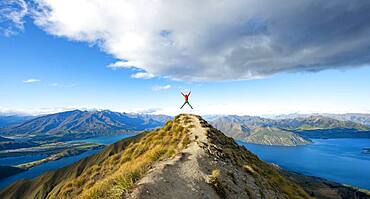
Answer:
[188, 91, 191, 96]
[181, 92, 185, 96]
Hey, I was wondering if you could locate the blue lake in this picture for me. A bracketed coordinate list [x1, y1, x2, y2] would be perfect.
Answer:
[0, 134, 136, 189]
[0, 154, 48, 166]
[1, 136, 369, 191]
[238, 138, 370, 190]
[0, 149, 100, 189]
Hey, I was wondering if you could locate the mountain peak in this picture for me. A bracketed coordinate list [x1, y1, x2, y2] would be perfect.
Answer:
[0, 110, 168, 140]
[0, 114, 310, 198]
[2, 114, 367, 199]
[125, 114, 311, 198]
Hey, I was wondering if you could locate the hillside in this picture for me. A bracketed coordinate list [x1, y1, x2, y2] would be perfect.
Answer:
[1, 114, 368, 199]
[211, 117, 311, 146]
[244, 126, 311, 146]
[0, 110, 170, 141]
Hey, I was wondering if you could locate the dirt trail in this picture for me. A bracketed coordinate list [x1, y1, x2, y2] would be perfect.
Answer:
[124, 114, 220, 199]
[123, 114, 314, 199]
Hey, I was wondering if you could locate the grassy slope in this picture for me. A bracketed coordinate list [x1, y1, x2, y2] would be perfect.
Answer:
[0, 120, 189, 199]
[201, 117, 311, 199]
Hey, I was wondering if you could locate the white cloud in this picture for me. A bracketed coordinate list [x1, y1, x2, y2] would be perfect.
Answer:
[23, 78, 41, 83]
[0, 0, 28, 36]
[152, 84, 171, 91]
[131, 72, 154, 79]
[107, 61, 143, 69]
[4, 1, 370, 80]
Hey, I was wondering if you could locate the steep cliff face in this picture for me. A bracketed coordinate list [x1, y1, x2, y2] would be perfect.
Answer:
[1, 114, 368, 199]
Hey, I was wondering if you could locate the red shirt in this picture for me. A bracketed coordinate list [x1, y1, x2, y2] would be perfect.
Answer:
[184, 95, 189, 101]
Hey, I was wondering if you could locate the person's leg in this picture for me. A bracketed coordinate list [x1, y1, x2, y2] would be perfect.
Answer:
[187, 101, 193, 109]
[180, 101, 187, 109]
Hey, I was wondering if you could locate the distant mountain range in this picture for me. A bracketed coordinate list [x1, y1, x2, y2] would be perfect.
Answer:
[268, 113, 370, 126]
[322, 113, 370, 126]
[271, 115, 370, 131]
[210, 116, 311, 146]
[1, 110, 370, 145]
[0, 110, 171, 142]
[209, 115, 370, 146]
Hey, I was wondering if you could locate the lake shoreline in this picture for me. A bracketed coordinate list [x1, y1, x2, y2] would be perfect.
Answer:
[239, 138, 370, 190]
[279, 168, 370, 197]
[1, 136, 369, 192]
[16, 144, 104, 169]
[0, 134, 137, 189]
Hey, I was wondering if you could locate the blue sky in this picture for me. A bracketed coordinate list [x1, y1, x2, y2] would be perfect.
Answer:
[1, 1, 370, 116]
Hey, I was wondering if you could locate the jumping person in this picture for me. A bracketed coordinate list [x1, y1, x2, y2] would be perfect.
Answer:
[180, 91, 193, 109]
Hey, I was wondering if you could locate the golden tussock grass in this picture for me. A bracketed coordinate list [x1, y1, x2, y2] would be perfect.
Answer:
[56, 118, 190, 199]
[206, 127, 312, 199]
[208, 169, 225, 197]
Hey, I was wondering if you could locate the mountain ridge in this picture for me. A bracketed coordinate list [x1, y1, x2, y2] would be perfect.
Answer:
[0, 110, 171, 141]
[210, 116, 311, 146]
[2, 110, 369, 144]
[1, 114, 368, 199]
[210, 115, 370, 145]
